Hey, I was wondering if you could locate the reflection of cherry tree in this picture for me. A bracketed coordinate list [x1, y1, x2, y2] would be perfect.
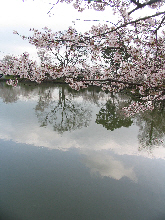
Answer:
[0, 82, 40, 103]
[72, 86, 110, 107]
[96, 94, 133, 130]
[35, 86, 92, 133]
[95, 91, 165, 150]
[0, 82, 19, 103]
[120, 89, 165, 150]
[135, 102, 165, 151]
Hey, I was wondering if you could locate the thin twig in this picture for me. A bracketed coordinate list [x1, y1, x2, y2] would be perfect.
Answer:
[91, 10, 165, 38]
[47, 0, 59, 14]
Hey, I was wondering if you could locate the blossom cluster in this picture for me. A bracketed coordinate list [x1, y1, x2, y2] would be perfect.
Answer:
[122, 101, 155, 117]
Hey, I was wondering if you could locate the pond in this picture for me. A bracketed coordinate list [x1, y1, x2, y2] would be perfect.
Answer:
[0, 82, 165, 220]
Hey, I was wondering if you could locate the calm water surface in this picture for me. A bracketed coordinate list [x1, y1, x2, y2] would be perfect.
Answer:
[0, 82, 165, 220]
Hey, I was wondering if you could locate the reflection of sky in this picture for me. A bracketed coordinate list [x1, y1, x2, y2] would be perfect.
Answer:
[1, 85, 165, 186]
[0, 94, 138, 182]
[1, 138, 165, 219]
[0, 95, 136, 150]
[81, 150, 137, 182]
[0, 103, 137, 182]
[0, 87, 165, 161]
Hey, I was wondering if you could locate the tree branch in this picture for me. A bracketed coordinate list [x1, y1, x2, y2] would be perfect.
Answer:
[129, 0, 163, 15]
[71, 77, 143, 86]
[130, 0, 142, 7]
[128, 6, 140, 15]
[91, 10, 165, 38]
[154, 15, 165, 32]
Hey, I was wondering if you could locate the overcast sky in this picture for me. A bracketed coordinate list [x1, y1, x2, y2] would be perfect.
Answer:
[0, 0, 164, 80]
[0, 0, 116, 60]
[1, 0, 164, 60]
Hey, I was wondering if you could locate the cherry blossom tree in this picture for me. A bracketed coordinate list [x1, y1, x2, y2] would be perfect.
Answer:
[0, 0, 165, 115]
[46, 0, 165, 15]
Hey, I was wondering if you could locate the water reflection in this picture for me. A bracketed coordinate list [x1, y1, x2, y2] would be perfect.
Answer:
[96, 98, 133, 131]
[1, 82, 165, 219]
[136, 102, 165, 152]
[0, 82, 165, 159]
[0, 81, 40, 103]
[35, 86, 92, 133]
[1, 139, 165, 220]
[95, 95, 165, 153]
[81, 150, 137, 182]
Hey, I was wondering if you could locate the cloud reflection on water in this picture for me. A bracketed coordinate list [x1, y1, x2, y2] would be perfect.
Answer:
[0, 83, 165, 165]
[81, 150, 137, 182]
